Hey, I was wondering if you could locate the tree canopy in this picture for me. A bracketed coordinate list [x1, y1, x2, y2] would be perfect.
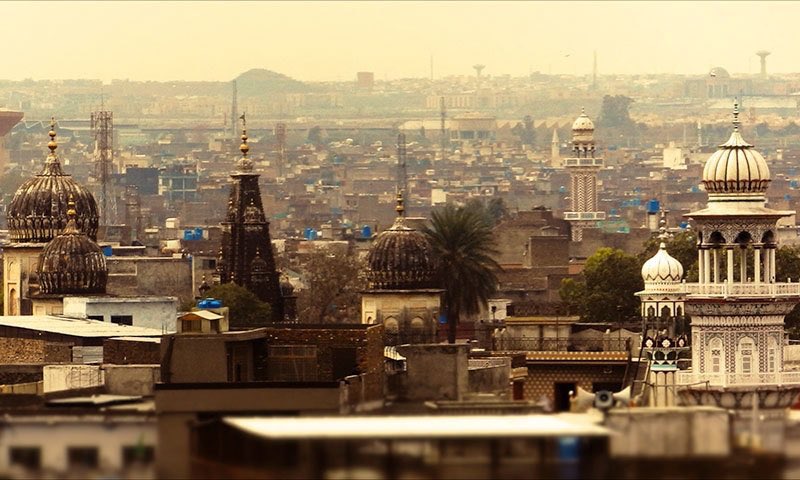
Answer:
[203, 283, 272, 328]
[560, 247, 643, 322]
[637, 230, 698, 282]
[296, 247, 366, 323]
[423, 202, 501, 343]
[599, 95, 634, 128]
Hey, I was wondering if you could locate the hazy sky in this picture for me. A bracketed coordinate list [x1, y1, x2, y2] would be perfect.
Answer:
[2, 1, 799, 82]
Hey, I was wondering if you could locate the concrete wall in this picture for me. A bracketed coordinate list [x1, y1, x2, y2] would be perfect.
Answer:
[468, 357, 511, 398]
[397, 344, 470, 401]
[106, 256, 193, 307]
[43, 365, 104, 393]
[104, 338, 161, 365]
[104, 364, 161, 396]
[64, 296, 178, 332]
[524, 363, 627, 404]
[160, 336, 229, 383]
[607, 407, 730, 457]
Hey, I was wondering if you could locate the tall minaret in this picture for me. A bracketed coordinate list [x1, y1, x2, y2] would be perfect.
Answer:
[564, 109, 605, 241]
[678, 101, 800, 451]
[551, 128, 561, 167]
[218, 114, 285, 323]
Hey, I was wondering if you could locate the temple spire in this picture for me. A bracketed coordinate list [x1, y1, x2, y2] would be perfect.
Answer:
[732, 98, 740, 131]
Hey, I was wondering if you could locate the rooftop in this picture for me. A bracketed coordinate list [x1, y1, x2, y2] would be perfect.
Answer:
[0, 316, 164, 338]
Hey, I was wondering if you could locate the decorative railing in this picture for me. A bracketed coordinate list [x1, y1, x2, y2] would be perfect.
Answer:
[685, 282, 800, 297]
[676, 371, 800, 387]
[494, 337, 630, 352]
[564, 212, 606, 221]
[564, 158, 604, 167]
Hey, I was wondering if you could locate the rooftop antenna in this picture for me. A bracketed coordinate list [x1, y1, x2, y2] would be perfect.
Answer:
[231, 80, 238, 139]
[439, 96, 447, 161]
[396, 133, 407, 216]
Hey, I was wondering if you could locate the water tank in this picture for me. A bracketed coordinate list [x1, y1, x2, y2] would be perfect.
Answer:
[101, 245, 113, 257]
[361, 225, 372, 238]
[646, 199, 660, 214]
[183, 229, 193, 241]
[166, 217, 180, 229]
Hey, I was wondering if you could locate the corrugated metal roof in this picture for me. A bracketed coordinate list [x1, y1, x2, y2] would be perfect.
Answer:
[0, 316, 163, 338]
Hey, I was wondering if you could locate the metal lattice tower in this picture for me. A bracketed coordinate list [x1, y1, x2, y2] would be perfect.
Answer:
[90, 109, 113, 226]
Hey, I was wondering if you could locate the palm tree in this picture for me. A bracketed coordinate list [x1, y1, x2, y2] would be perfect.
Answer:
[423, 202, 502, 343]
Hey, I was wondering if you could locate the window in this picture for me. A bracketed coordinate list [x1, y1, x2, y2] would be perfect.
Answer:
[738, 337, 757, 375]
[87, 315, 104, 322]
[111, 315, 133, 326]
[709, 337, 723, 374]
[9, 447, 40, 470]
[646, 306, 656, 317]
[267, 345, 318, 381]
[67, 447, 98, 470]
[122, 445, 155, 468]
[201, 259, 217, 269]
[768, 337, 779, 373]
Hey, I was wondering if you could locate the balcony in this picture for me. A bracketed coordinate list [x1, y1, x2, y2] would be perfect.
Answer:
[676, 371, 800, 387]
[564, 158, 604, 168]
[685, 282, 800, 297]
[564, 212, 606, 221]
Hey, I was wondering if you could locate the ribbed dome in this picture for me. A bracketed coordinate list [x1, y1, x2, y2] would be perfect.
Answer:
[7, 122, 99, 243]
[701, 105, 770, 195]
[37, 201, 107, 295]
[642, 242, 684, 283]
[366, 217, 438, 290]
[572, 108, 595, 133]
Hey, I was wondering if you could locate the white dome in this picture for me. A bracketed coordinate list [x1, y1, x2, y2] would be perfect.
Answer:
[572, 109, 594, 132]
[642, 242, 684, 283]
[702, 104, 770, 195]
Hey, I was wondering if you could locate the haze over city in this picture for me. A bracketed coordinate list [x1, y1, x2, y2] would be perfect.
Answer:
[3, 1, 800, 82]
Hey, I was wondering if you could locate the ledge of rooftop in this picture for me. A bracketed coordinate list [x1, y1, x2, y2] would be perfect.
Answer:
[685, 282, 800, 299]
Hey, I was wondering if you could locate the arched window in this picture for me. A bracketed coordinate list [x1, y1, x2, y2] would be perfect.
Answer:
[8, 289, 17, 316]
[661, 305, 671, 319]
[675, 306, 683, 317]
[768, 336, 779, 373]
[737, 337, 757, 374]
[647, 306, 656, 318]
[708, 337, 724, 374]
[384, 317, 399, 334]
[410, 317, 425, 343]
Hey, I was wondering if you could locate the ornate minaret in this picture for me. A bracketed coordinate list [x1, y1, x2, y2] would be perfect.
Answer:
[218, 114, 284, 323]
[564, 109, 605, 241]
[678, 102, 800, 452]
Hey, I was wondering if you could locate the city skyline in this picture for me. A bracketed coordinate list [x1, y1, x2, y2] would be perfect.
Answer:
[2, 1, 800, 83]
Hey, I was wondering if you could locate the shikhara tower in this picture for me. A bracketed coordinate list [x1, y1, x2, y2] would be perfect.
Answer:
[564, 109, 605, 241]
[678, 102, 800, 452]
[218, 115, 284, 322]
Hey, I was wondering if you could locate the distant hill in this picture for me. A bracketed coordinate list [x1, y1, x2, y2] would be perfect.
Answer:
[234, 69, 311, 96]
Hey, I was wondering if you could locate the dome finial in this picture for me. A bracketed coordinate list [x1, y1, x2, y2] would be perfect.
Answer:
[63, 194, 79, 234]
[395, 189, 405, 218]
[48, 117, 58, 154]
[236, 112, 253, 172]
[658, 210, 669, 247]
[239, 112, 249, 158]
[732, 98, 740, 131]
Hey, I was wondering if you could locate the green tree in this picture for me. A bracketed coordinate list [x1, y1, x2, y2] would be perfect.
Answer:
[203, 283, 272, 328]
[423, 202, 501, 343]
[638, 230, 698, 282]
[560, 247, 643, 323]
[599, 95, 634, 128]
[296, 247, 366, 323]
[776, 245, 800, 338]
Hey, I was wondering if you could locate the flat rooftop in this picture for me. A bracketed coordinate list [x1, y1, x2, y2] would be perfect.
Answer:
[0, 316, 164, 338]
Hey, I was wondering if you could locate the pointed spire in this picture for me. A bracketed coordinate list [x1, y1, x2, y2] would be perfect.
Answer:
[732, 98, 740, 131]
[63, 194, 79, 234]
[43, 117, 65, 175]
[658, 210, 669, 248]
[395, 190, 405, 218]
